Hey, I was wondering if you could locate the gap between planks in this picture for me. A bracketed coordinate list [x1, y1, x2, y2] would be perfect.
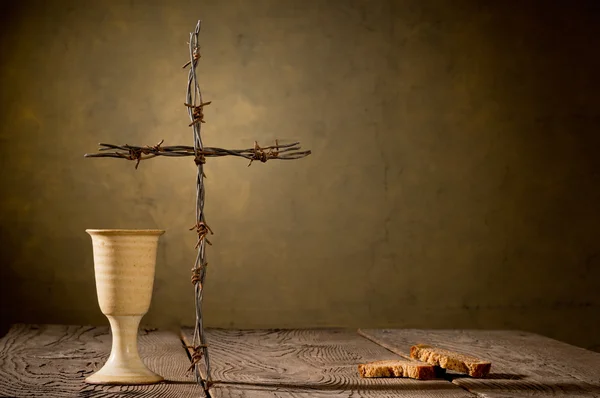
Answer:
[180, 330, 212, 398]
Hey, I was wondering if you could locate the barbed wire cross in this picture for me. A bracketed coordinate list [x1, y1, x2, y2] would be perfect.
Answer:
[84, 20, 311, 395]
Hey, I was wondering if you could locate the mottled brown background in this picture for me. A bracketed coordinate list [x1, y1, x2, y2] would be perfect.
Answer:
[1, 0, 599, 351]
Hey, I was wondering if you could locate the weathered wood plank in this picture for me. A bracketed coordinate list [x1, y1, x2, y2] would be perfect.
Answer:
[0, 324, 202, 398]
[359, 329, 600, 398]
[183, 328, 475, 397]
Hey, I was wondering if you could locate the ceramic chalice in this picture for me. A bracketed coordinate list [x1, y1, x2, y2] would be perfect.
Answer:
[85, 229, 165, 385]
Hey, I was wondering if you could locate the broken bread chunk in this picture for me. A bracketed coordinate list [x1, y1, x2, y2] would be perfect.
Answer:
[410, 344, 491, 377]
[358, 360, 437, 379]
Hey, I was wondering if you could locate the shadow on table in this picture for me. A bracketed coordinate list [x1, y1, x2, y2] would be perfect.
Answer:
[448, 375, 600, 395]
[448, 373, 527, 380]
[163, 376, 600, 395]
[207, 380, 463, 392]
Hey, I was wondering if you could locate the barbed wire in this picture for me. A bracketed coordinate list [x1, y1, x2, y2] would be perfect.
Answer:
[84, 20, 311, 396]
[186, 21, 211, 394]
[84, 140, 311, 169]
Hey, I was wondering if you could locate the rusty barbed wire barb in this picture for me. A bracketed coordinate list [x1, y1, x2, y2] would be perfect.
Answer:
[147, 139, 164, 152]
[185, 101, 211, 126]
[249, 141, 267, 165]
[193, 148, 208, 167]
[182, 44, 201, 69]
[126, 146, 143, 169]
[189, 220, 213, 248]
[248, 140, 281, 166]
[186, 344, 208, 372]
[191, 266, 206, 286]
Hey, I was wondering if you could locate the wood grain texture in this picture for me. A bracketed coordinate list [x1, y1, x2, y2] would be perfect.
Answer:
[183, 328, 475, 397]
[359, 329, 600, 398]
[0, 324, 202, 397]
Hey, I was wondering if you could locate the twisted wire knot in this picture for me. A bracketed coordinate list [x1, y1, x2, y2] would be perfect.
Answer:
[126, 147, 143, 169]
[146, 139, 164, 153]
[185, 101, 211, 126]
[186, 344, 207, 372]
[191, 266, 207, 287]
[182, 45, 201, 69]
[124, 139, 165, 169]
[194, 150, 206, 165]
[248, 140, 280, 166]
[189, 220, 213, 248]
[268, 140, 280, 159]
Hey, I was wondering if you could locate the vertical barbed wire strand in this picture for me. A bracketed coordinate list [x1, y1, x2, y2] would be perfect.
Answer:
[186, 20, 211, 393]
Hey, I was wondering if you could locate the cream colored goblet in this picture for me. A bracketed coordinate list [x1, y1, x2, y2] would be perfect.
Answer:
[85, 229, 165, 385]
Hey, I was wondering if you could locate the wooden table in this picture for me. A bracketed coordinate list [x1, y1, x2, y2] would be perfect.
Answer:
[0, 325, 598, 397]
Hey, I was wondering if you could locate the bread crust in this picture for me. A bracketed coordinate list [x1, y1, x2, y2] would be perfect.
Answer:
[358, 360, 437, 379]
[410, 344, 491, 378]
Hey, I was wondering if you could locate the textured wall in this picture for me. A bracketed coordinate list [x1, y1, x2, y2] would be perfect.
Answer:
[1, 0, 599, 350]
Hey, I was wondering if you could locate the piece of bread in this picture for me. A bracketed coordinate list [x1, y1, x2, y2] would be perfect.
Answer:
[358, 360, 438, 379]
[410, 344, 491, 377]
